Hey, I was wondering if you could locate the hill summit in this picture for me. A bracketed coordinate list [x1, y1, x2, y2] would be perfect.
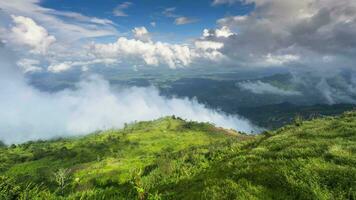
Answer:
[1, 113, 355, 199]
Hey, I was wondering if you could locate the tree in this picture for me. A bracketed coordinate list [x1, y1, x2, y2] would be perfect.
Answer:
[53, 168, 71, 195]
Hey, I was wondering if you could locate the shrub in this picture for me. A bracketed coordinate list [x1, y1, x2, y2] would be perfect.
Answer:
[0, 176, 21, 200]
[293, 114, 303, 126]
[53, 168, 72, 196]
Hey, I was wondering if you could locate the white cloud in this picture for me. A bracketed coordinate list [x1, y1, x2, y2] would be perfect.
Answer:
[238, 81, 302, 96]
[132, 26, 151, 42]
[1, 76, 258, 144]
[0, 0, 118, 42]
[10, 15, 56, 54]
[291, 72, 356, 104]
[0, 0, 123, 75]
[150, 22, 156, 27]
[214, 0, 356, 68]
[264, 54, 300, 66]
[1, 0, 354, 75]
[0, 48, 259, 144]
[49, 10, 115, 26]
[0, 1, 216, 70]
[47, 62, 72, 73]
[203, 26, 234, 38]
[47, 59, 118, 73]
[89, 37, 193, 68]
[175, 17, 198, 25]
[195, 41, 224, 50]
[16, 58, 42, 73]
[89, 36, 227, 68]
[113, 2, 132, 17]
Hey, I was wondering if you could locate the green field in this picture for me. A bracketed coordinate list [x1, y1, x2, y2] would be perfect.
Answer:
[1, 113, 356, 199]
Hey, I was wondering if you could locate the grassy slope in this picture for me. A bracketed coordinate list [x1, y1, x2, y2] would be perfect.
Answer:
[0, 113, 356, 199]
[164, 112, 356, 200]
[0, 117, 246, 199]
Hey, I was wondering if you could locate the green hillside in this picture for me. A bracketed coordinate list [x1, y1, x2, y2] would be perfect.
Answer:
[1, 113, 356, 200]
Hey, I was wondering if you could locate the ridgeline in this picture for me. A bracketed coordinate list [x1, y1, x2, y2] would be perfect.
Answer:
[1, 113, 355, 199]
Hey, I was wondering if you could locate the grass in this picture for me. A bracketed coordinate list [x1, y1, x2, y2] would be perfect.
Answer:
[0, 112, 355, 199]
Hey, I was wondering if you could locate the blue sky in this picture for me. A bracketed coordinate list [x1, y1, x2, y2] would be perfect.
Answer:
[41, 0, 254, 42]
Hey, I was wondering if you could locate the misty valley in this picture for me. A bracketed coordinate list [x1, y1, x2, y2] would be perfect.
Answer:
[29, 69, 356, 129]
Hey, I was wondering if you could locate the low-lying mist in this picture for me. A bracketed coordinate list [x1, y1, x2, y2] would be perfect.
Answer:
[0, 47, 258, 144]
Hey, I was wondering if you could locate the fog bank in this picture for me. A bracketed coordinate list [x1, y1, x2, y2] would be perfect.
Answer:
[0, 47, 258, 144]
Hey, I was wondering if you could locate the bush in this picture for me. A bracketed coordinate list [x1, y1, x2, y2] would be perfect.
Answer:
[0, 176, 21, 200]
[293, 114, 303, 126]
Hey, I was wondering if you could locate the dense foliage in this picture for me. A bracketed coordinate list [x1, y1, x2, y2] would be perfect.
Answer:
[0, 112, 355, 199]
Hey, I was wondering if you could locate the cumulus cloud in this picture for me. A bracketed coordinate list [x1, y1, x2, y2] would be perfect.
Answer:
[113, 2, 132, 17]
[212, 0, 356, 67]
[0, 46, 258, 144]
[238, 80, 302, 96]
[208, 0, 356, 104]
[47, 62, 72, 73]
[85, 24, 229, 69]
[89, 36, 226, 68]
[89, 37, 192, 68]
[2, 0, 355, 72]
[10, 15, 56, 54]
[0, 0, 119, 76]
[132, 27, 151, 42]
[203, 26, 235, 38]
[1, 0, 355, 108]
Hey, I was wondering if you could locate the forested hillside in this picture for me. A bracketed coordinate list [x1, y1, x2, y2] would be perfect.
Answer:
[1, 112, 355, 199]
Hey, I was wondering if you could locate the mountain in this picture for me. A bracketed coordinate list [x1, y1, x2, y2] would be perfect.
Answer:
[1, 113, 355, 199]
[238, 103, 356, 129]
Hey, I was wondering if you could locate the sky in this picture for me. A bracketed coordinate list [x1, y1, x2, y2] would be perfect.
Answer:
[0, 0, 355, 73]
[40, 0, 254, 43]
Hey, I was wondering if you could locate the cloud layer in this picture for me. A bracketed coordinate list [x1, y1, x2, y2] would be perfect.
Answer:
[212, 0, 356, 67]
[0, 47, 258, 144]
[89, 31, 226, 68]
[1, 0, 355, 72]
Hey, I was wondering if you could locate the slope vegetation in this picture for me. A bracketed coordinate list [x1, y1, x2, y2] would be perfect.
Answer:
[0, 112, 355, 199]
